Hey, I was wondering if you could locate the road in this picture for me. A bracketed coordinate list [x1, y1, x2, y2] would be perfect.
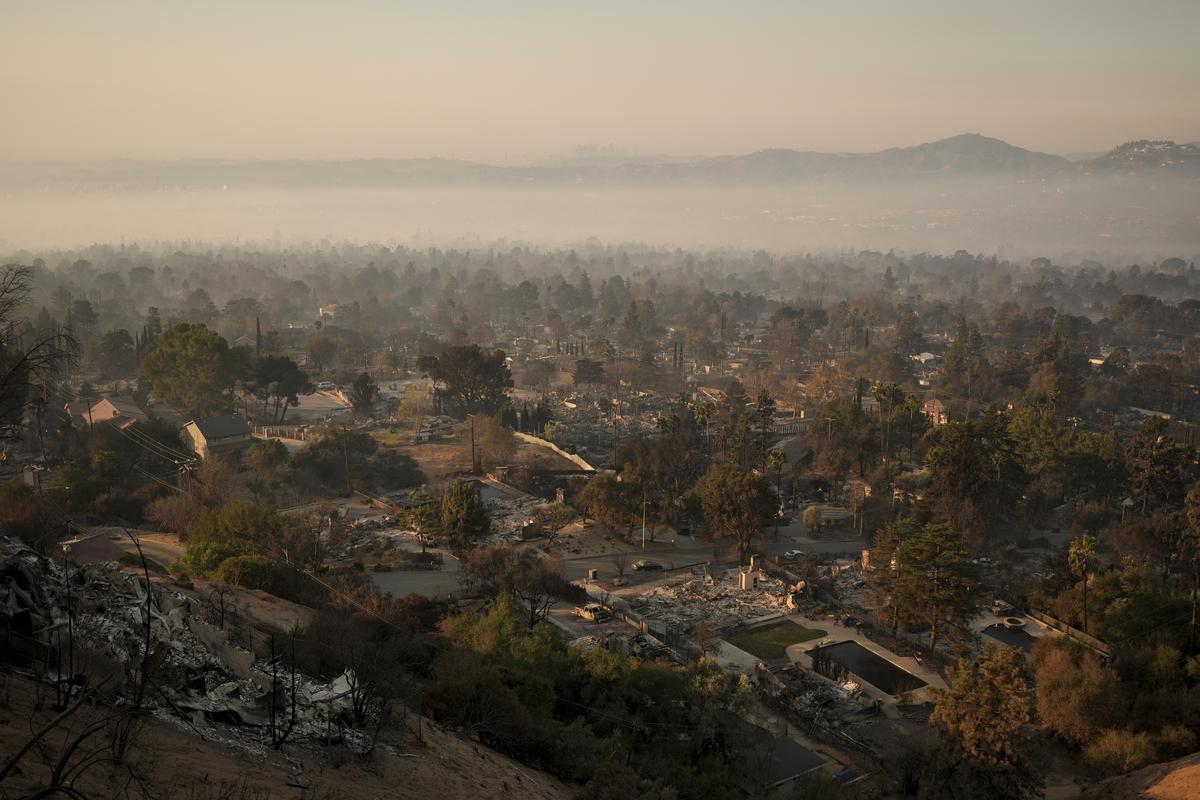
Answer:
[66, 526, 185, 569]
[559, 529, 866, 584]
[369, 551, 463, 598]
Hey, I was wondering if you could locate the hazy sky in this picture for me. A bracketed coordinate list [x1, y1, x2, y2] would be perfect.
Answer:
[3, 0, 1197, 162]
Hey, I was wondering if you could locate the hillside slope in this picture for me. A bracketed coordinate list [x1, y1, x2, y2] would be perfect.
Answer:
[0, 674, 571, 800]
[1081, 751, 1200, 800]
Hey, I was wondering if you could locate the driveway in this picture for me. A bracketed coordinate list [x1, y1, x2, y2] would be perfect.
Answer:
[369, 552, 462, 599]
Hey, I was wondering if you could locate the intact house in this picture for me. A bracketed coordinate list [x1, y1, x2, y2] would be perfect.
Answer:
[64, 396, 149, 430]
[182, 415, 252, 460]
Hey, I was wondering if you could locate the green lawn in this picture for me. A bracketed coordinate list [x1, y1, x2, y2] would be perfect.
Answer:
[726, 621, 827, 660]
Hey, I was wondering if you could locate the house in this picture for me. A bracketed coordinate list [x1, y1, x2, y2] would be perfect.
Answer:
[65, 396, 149, 430]
[911, 352, 941, 368]
[93, 397, 149, 429]
[922, 398, 949, 426]
[182, 415, 252, 460]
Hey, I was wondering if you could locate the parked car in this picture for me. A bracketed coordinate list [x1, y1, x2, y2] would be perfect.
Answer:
[317, 381, 337, 390]
[782, 549, 805, 561]
[575, 603, 612, 623]
[631, 559, 664, 571]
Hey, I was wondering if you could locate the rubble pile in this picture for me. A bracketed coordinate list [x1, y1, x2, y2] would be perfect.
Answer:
[0, 537, 374, 755]
[483, 494, 545, 543]
[630, 569, 795, 633]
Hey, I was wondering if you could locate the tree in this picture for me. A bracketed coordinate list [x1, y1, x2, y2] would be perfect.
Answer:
[251, 355, 314, 424]
[865, 516, 921, 635]
[768, 448, 787, 536]
[0, 266, 78, 437]
[576, 472, 638, 537]
[802, 505, 822, 533]
[533, 503, 576, 544]
[1126, 417, 1185, 515]
[349, 371, 380, 416]
[246, 438, 288, 472]
[522, 358, 556, 393]
[442, 479, 490, 550]
[753, 389, 775, 471]
[0, 481, 66, 553]
[139, 323, 243, 417]
[871, 381, 905, 460]
[417, 344, 513, 416]
[473, 414, 516, 470]
[693, 463, 774, 563]
[461, 546, 570, 629]
[715, 379, 752, 469]
[931, 644, 1033, 768]
[145, 492, 205, 535]
[1032, 639, 1124, 747]
[615, 430, 705, 541]
[93, 329, 137, 378]
[1185, 485, 1200, 650]
[923, 416, 1024, 548]
[306, 334, 336, 371]
[68, 298, 99, 339]
[1068, 534, 1099, 633]
[290, 427, 423, 493]
[173, 500, 284, 576]
[895, 523, 977, 649]
[397, 386, 434, 438]
[573, 358, 606, 387]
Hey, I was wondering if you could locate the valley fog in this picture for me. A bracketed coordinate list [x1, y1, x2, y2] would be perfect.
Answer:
[3, 177, 1197, 259]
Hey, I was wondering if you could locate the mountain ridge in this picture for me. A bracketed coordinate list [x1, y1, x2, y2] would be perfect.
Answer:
[2, 133, 1196, 188]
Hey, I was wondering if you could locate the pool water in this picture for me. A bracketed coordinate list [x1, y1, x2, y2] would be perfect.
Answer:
[809, 640, 926, 695]
[982, 623, 1036, 653]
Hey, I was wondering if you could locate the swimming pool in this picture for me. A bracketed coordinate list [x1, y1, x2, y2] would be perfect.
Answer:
[808, 640, 927, 695]
[982, 623, 1036, 653]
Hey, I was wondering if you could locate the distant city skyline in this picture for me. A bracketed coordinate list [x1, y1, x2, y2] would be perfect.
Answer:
[2, 1, 1197, 162]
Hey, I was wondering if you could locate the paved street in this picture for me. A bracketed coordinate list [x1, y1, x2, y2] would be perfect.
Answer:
[560, 529, 866, 583]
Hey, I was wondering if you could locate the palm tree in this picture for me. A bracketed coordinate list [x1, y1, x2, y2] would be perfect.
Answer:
[1185, 486, 1200, 650]
[768, 448, 787, 539]
[1068, 534, 1099, 633]
[692, 401, 715, 462]
[871, 381, 903, 461]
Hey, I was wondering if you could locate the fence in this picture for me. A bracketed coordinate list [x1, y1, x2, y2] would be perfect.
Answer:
[253, 424, 316, 441]
[513, 432, 596, 472]
[1029, 609, 1112, 657]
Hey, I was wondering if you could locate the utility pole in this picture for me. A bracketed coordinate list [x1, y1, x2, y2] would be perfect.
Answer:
[641, 489, 647, 550]
[341, 425, 352, 495]
[468, 414, 478, 473]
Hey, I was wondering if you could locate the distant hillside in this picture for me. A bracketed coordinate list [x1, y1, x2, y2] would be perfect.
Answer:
[864, 133, 1069, 174]
[1, 134, 1196, 189]
[1084, 139, 1200, 172]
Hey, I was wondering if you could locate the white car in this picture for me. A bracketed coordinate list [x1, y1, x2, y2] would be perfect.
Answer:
[317, 381, 336, 390]
[782, 549, 805, 561]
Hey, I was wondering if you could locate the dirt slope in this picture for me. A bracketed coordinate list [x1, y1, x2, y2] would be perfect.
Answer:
[0, 675, 572, 800]
[1081, 751, 1200, 800]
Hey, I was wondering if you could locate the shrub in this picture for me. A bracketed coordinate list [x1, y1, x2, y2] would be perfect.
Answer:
[1155, 725, 1199, 761]
[0, 481, 66, 553]
[246, 438, 288, 472]
[1083, 729, 1157, 775]
[214, 555, 296, 597]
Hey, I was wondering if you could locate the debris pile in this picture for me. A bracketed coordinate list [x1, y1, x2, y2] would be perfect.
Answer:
[0, 536, 377, 756]
[630, 569, 796, 632]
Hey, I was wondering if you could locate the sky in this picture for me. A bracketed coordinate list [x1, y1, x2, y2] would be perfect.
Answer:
[2, 0, 1198, 162]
